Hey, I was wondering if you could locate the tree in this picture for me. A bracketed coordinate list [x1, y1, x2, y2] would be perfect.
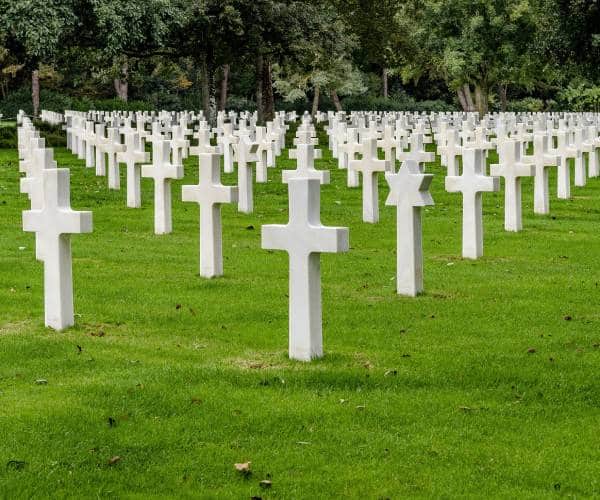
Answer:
[333, 0, 401, 98]
[396, 0, 537, 115]
[1, 0, 77, 116]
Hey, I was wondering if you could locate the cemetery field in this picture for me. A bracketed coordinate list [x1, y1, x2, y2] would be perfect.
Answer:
[1, 126, 600, 498]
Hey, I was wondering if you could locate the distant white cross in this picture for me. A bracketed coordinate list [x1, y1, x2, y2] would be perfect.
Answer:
[523, 133, 559, 214]
[182, 153, 238, 277]
[232, 136, 259, 213]
[117, 132, 150, 208]
[385, 159, 434, 296]
[338, 128, 362, 187]
[397, 132, 435, 168]
[255, 126, 275, 183]
[262, 177, 349, 361]
[440, 129, 462, 176]
[490, 139, 535, 231]
[22, 168, 92, 330]
[103, 128, 126, 190]
[83, 121, 97, 168]
[219, 123, 238, 174]
[555, 129, 576, 199]
[141, 140, 184, 234]
[349, 137, 390, 223]
[94, 124, 108, 176]
[284, 143, 329, 184]
[446, 148, 499, 259]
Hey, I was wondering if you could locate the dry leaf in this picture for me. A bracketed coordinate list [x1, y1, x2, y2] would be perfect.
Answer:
[108, 456, 121, 466]
[234, 462, 251, 475]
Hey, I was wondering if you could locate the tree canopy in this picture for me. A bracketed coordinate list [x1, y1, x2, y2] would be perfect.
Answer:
[0, 0, 599, 118]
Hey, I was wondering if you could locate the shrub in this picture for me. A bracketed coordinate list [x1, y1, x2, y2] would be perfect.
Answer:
[507, 97, 546, 112]
[556, 84, 600, 112]
[342, 94, 455, 112]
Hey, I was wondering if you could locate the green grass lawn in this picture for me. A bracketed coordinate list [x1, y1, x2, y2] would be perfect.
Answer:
[1, 125, 599, 498]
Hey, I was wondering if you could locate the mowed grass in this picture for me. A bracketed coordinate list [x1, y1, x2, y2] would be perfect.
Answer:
[0, 123, 599, 498]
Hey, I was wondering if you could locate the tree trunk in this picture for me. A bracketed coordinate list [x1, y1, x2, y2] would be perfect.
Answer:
[263, 59, 274, 122]
[200, 54, 216, 125]
[32, 69, 40, 118]
[499, 83, 508, 112]
[331, 90, 343, 112]
[311, 86, 320, 116]
[382, 67, 389, 98]
[219, 64, 229, 111]
[457, 87, 468, 111]
[463, 84, 475, 112]
[474, 83, 488, 117]
[256, 52, 264, 125]
[114, 60, 129, 102]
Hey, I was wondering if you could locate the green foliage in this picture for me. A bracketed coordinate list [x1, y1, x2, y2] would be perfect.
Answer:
[556, 84, 600, 112]
[506, 97, 546, 112]
[0, 122, 16, 148]
[0, 0, 77, 63]
[342, 94, 455, 112]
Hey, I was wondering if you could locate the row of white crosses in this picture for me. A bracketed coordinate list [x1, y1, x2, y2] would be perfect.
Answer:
[32, 109, 600, 361]
[18, 119, 93, 330]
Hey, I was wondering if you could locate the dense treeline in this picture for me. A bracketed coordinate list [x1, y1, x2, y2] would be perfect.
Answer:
[0, 0, 598, 119]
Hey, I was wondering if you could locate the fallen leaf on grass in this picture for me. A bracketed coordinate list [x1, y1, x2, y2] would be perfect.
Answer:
[234, 462, 251, 475]
[6, 460, 27, 471]
[527, 348, 536, 354]
[108, 456, 121, 466]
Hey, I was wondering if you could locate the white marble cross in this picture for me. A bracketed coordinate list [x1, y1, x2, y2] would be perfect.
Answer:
[262, 177, 349, 361]
[19, 136, 44, 177]
[349, 137, 390, 223]
[170, 125, 189, 166]
[219, 123, 238, 173]
[338, 128, 362, 188]
[182, 153, 238, 277]
[21, 147, 57, 261]
[94, 124, 108, 176]
[385, 159, 434, 296]
[284, 143, 329, 184]
[117, 132, 150, 207]
[377, 126, 398, 167]
[555, 130, 576, 199]
[584, 125, 600, 178]
[22, 168, 93, 330]
[83, 121, 97, 168]
[103, 128, 126, 190]
[398, 132, 435, 168]
[523, 133, 559, 214]
[490, 139, 535, 231]
[446, 148, 499, 259]
[189, 129, 219, 156]
[232, 136, 258, 213]
[255, 126, 275, 183]
[441, 129, 462, 176]
[141, 140, 184, 234]
[571, 128, 587, 187]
